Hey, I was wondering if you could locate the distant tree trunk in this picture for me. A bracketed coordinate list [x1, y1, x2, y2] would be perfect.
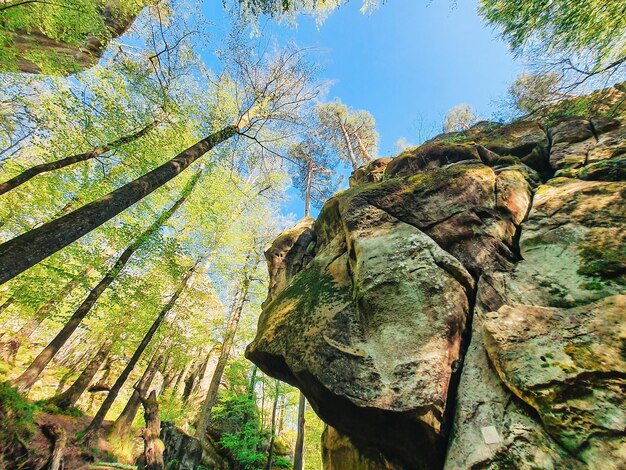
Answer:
[304, 160, 313, 217]
[293, 392, 306, 470]
[247, 365, 257, 398]
[266, 380, 280, 470]
[54, 368, 77, 395]
[354, 131, 372, 162]
[0, 296, 15, 316]
[108, 352, 163, 440]
[48, 338, 114, 410]
[11, 169, 203, 394]
[181, 352, 206, 405]
[0, 119, 162, 196]
[175, 357, 195, 400]
[278, 392, 288, 436]
[81, 259, 200, 442]
[189, 349, 213, 399]
[140, 390, 165, 470]
[260, 379, 266, 430]
[5, 266, 94, 360]
[159, 361, 177, 395]
[196, 253, 260, 443]
[338, 120, 358, 170]
[0, 125, 238, 285]
[53, 327, 91, 368]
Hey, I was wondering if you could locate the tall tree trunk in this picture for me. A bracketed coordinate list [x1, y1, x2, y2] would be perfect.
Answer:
[0, 125, 238, 285]
[173, 358, 193, 399]
[266, 380, 280, 470]
[48, 338, 114, 410]
[338, 121, 358, 170]
[159, 360, 177, 395]
[11, 169, 203, 394]
[354, 131, 372, 162]
[0, 119, 162, 195]
[140, 390, 165, 470]
[293, 392, 306, 470]
[52, 327, 90, 368]
[81, 258, 200, 442]
[304, 161, 313, 217]
[108, 352, 163, 440]
[196, 253, 260, 443]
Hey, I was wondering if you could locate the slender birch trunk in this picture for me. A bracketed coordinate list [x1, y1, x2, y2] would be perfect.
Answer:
[304, 160, 313, 217]
[338, 120, 359, 170]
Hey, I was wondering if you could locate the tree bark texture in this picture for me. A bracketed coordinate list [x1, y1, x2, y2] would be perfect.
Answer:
[196, 253, 260, 443]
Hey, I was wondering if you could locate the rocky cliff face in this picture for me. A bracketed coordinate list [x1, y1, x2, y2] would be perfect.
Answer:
[2, 3, 140, 75]
[246, 84, 626, 469]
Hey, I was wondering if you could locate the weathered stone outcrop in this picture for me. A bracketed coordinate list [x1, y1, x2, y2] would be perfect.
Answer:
[2, 3, 142, 75]
[247, 83, 626, 468]
[160, 422, 229, 470]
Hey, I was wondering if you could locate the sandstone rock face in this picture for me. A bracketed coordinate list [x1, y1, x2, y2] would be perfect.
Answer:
[3, 3, 141, 75]
[483, 297, 626, 466]
[247, 83, 626, 469]
[161, 422, 230, 470]
[321, 426, 402, 470]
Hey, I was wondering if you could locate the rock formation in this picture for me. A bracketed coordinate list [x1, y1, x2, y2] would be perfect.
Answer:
[2, 3, 141, 75]
[247, 83, 626, 469]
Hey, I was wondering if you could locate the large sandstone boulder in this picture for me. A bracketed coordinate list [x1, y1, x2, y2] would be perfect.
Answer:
[247, 84, 626, 469]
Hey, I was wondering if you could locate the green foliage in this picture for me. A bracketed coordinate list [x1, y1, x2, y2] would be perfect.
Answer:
[238, 0, 380, 25]
[0, 381, 38, 437]
[213, 393, 266, 469]
[0, 0, 147, 75]
[273, 455, 292, 468]
[479, 0, 626, 71]
[38, 400, 83, 417]
[0, 381, 39, 467]
[509, 72, 562, 115]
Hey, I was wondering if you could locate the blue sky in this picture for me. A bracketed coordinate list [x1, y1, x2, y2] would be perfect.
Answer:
[202, 0, 524, 219]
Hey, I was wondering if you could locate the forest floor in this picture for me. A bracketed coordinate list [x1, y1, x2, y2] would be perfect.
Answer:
[0, 351, 143, 469]
[0, 396, 143, 469]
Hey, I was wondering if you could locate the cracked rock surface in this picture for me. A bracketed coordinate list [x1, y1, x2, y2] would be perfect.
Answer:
[246, 83, 626, 469]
